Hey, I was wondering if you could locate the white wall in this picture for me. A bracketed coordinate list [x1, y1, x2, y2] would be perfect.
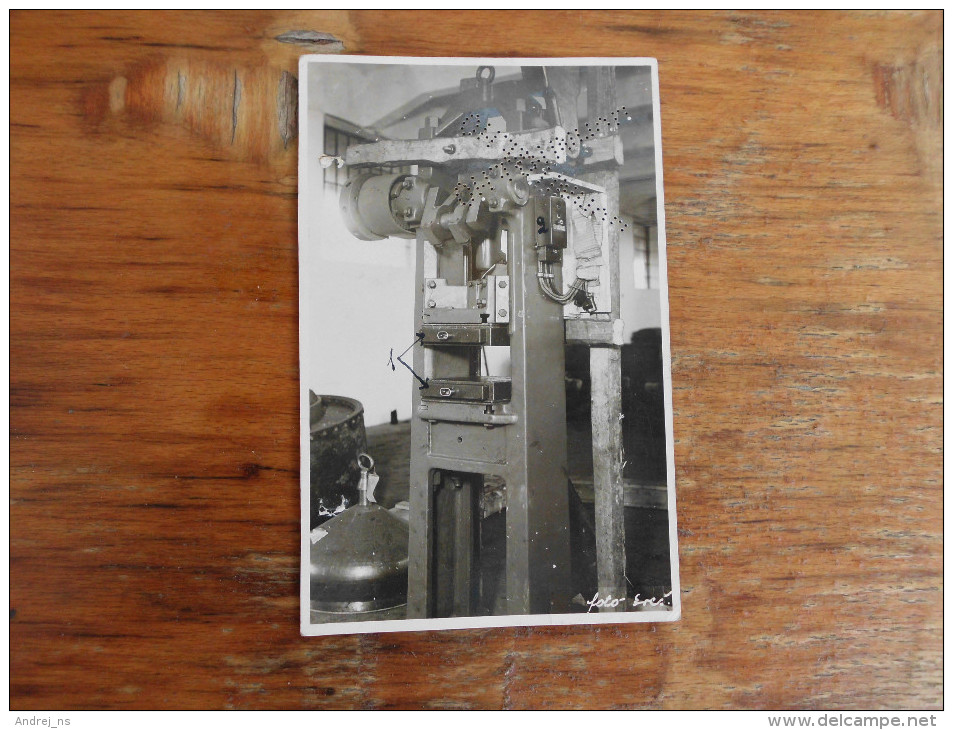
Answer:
[618, 218, 662, 340]
[301, 65, 421, 427]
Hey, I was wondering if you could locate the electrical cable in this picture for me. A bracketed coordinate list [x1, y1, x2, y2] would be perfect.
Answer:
[536, 261, 586, 305]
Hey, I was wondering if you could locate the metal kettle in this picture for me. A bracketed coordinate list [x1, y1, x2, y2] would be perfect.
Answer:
[309, 454, 409, 614]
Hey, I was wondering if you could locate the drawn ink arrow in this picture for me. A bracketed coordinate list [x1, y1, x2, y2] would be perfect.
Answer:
[389, 333, 428, 389]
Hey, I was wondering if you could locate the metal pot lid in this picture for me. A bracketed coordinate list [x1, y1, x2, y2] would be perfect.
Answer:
[310, 503, 409, 586]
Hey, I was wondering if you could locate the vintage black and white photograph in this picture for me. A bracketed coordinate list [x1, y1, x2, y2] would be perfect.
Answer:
[298, 56, 679, 635]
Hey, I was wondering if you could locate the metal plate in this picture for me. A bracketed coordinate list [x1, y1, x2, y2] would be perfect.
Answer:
[534, 196, 568, 250]
[429, 422, 507, 465]
[420, 276, 510, 325]
[421, 377, 511, 403]
[346, 126, 569, 167]
[420, 324, 510, 346]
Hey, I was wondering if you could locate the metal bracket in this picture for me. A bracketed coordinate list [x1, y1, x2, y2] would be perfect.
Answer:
[346, 126, 571, 167]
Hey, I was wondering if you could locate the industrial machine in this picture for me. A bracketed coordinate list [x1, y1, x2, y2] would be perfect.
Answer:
[336, 66, 627, 618]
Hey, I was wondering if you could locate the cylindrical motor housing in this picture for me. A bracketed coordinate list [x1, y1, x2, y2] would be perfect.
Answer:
[340, 172, 424, 240]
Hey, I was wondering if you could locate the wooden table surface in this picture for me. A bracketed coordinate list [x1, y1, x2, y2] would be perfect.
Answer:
[11, 10, 942, 710]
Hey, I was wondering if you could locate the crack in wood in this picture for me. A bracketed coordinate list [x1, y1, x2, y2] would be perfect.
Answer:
[277, 71, 297, 149]
[274, 30, 344, 52]
[231, 69, 241, 145]
[176, 70, 185, 110]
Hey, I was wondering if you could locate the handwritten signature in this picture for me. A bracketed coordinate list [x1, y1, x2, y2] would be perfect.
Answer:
[586, 591, 673, 613]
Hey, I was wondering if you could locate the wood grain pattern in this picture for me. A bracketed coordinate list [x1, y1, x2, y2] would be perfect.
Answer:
[11, 10, 941, 709]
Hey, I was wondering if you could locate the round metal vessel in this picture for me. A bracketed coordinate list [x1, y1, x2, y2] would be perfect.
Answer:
[310, 503, 409, 613]
[309, 393, 366, 527]
[309, 391, 327, 423]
